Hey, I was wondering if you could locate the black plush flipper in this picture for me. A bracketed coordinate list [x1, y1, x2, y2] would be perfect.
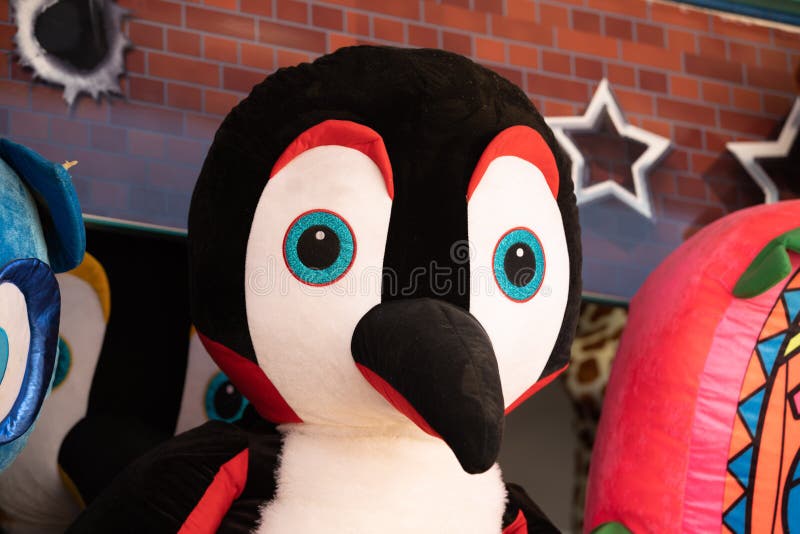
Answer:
[67, 420, 280, 534]
[59, 414, 170, 505]
[218, 419, 283, 533]
[502, 483, 560, 533]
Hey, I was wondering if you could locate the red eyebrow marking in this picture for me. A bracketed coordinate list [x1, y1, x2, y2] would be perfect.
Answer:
[466, 125, 559, 201]
[269, 119, 394, 199]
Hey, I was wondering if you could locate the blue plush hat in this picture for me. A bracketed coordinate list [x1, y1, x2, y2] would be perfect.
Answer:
[0, 139, 85, 470]
[0, 139, 85, 272]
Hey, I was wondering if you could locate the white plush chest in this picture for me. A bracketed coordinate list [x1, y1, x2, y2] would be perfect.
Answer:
[255, 426, 507, 534]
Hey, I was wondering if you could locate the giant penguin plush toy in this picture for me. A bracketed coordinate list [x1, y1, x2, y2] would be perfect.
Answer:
[67, 46, 581, 533]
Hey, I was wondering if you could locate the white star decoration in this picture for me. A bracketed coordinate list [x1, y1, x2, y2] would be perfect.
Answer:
[727, 97, 800, 204]
[545, 79, 671, 220]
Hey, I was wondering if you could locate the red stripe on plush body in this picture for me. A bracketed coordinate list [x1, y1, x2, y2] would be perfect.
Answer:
[270, 119, 395, 199]
[467, 125, 559, 201]
[355, 363, 441, 439]
[178, 449, 249, 534]
[198, 332, 302, 424]
[503, 510, 528, 534]
[505, 364, 568, 415]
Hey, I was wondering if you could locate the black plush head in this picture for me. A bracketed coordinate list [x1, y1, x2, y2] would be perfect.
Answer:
[189, 46, 581, 473]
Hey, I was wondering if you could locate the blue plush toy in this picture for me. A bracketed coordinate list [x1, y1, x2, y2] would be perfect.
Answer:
[0, 138, 85, 470]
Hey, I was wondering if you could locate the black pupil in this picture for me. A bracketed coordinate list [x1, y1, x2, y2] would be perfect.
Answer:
[503, 243, 536, 287]
[214, 380, 243, 420]
[297, 225, 340, 270]
[34, 0, 111, 72]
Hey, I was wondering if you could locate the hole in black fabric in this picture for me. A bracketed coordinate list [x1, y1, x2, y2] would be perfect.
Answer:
[34, 0, 110, 72]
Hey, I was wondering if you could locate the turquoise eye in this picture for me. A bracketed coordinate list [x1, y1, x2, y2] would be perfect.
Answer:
[205, 372, 249, 423]
[53, 337, 71, 389]
[283, 210, 356, 286]
[0, 327, 8, 383]
[493, 228, 545, 302]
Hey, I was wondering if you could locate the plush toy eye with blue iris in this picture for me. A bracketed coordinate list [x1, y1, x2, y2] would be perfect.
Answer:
[283, 209, 356, 286]
[493, 227, 545, 302]
[52, 337, 71, 389]
[205, 372, 249, 423]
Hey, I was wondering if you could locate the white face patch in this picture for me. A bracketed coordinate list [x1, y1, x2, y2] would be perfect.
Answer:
[245, 145, 397, 426]
[48, 273, 105, 411]
[0, 282, 31, 423]
[0, 271, 105, 528]
[468, 155, 570, 409]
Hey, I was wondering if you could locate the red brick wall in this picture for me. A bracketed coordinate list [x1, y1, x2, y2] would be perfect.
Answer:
[0, 0, 798, 297]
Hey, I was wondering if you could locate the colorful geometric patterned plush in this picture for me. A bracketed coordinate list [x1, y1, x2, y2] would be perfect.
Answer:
[723, 269, 800, 534]
[585, 201, 800, 534]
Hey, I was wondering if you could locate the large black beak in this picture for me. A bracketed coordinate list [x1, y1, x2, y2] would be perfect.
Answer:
[351, 298, 504, 474]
